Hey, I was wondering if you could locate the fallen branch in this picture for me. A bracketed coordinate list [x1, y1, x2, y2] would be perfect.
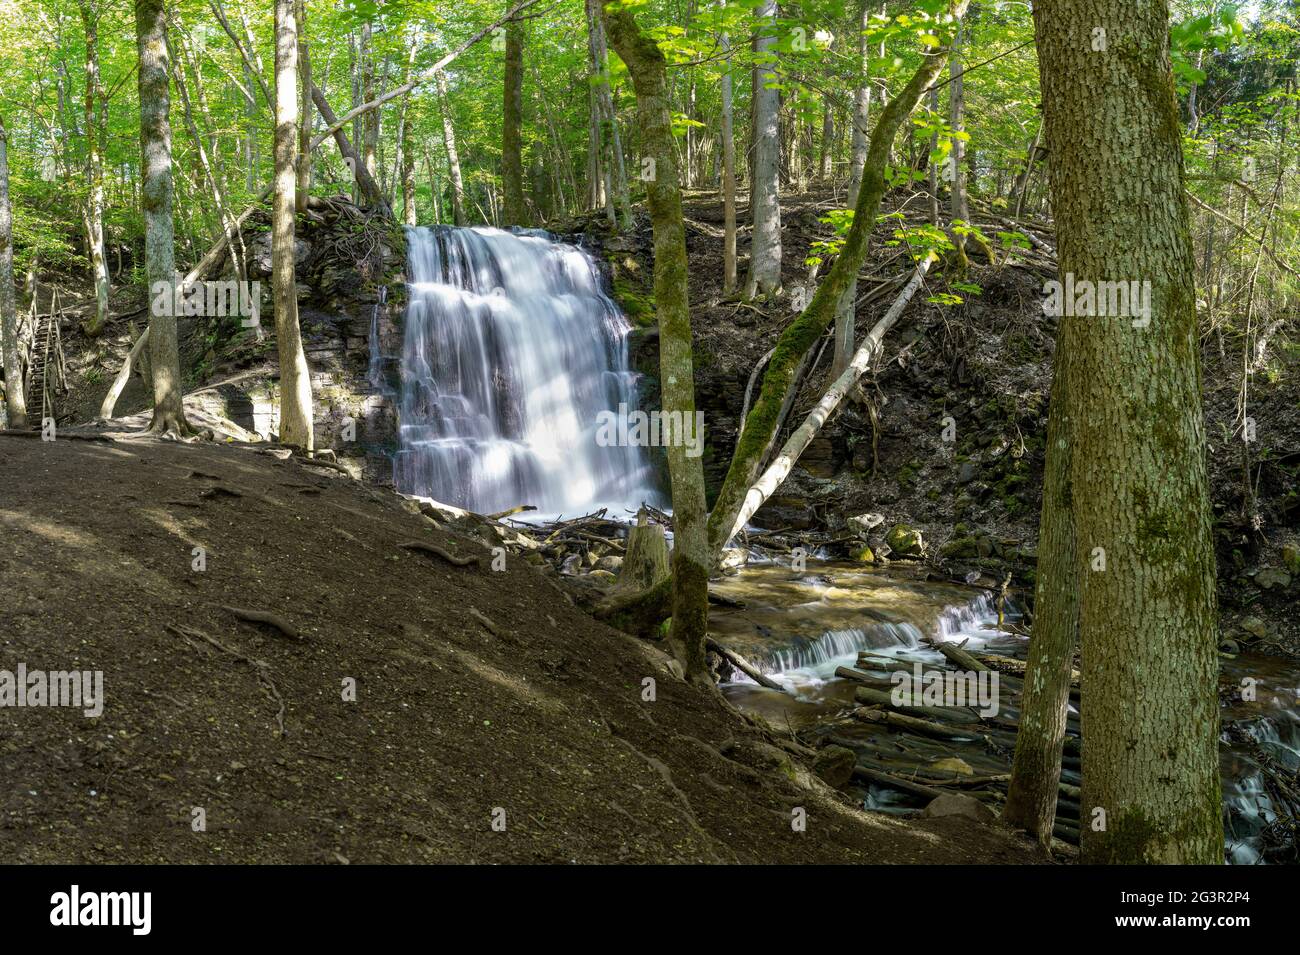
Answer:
[98, 326, 150, 421]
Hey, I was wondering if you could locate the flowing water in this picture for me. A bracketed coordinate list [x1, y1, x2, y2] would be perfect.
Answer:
[388, 226, 1298, 862]
[391, 225, 662, 517]
[712, 559, 1300, 864]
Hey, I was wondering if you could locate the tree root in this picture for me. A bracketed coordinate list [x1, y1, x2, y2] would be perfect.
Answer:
[398, 540, 482, 567]
[223, 605, 302, 640]
[166, 622, 286, 737]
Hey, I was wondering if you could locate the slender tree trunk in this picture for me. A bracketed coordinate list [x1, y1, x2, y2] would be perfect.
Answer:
[435, 72, 467, 226]
[1001, 325, 1078, 846]
[720, 27, 738, 295]
[79, 0, 110, 337]
[360, 22, 377, 179]
[744, 0, 782, 299]
[709, 5, 968, 557]
[273, 0, 313, 450]
[0, 116, 27, 429]
[834, 0, 875, 375]
[1035, 0, 1223, 863]
[602, 0, 711, 683]
[586, 0, 632, 229]
[948, 19, 969, 262]
[295, 0, 312, 214]
[401, 94, 418, 225]
[136, 0, 190, 436]
[502, 4, 526, 224]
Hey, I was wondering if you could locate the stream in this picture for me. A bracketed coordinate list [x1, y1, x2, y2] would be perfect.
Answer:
[711, 559, 1300, 865]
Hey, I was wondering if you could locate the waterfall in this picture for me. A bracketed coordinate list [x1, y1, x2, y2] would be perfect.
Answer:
[392, 225, 662, 516]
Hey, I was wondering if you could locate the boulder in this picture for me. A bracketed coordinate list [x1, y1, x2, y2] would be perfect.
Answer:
[921, 792, 996, 824]
[1255, 567, 1292, 590]
[885, 524, 925, 558]
[1283, 542, 1300, 575]
[847, 512, 886, 539]
[812, 745, 857, 789]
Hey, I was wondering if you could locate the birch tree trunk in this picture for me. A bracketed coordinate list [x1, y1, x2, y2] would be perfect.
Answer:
[708, 5, 968, 558]
[0, 116, 27, 429]
[273, 0, 313, 450]
[1035, 0, 1223, 863]
[501, 5, 527, 225]
[602, 0, 711, 683]
[743, 0, 782, 300]
[136, 0, 190, 435]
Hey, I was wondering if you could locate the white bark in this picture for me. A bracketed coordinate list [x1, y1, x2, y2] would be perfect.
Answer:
[725, 254, 934, 545]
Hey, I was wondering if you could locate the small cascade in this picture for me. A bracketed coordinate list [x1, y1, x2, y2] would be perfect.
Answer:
[391, 225, 663, 516]
[751, 622, 923, 676]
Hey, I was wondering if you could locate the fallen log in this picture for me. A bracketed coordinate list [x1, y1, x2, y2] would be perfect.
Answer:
[706, 638, 786, 692]
[852, 705, 986, 740]
[853, 685, 982, 724]
[223, 606, 301, 641]
[933, 640, 991, 673]
[851, 765, 948, 801]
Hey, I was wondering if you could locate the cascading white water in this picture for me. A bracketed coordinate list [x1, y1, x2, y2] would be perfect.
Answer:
[392, 225, 663, 516]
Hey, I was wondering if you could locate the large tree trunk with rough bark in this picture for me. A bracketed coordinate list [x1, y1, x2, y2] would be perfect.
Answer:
[135, 0, 190, 436]
[1001, 324, 1077, 847]
[502, 6, 527, 225]
[743, 0, 781, 300]
[601, 0, 711, 683]
[1035, 0, 1223, 863]
[708, 6, 968, 559]
[273, 0, 313, 451]
[0, 117, 26, 429]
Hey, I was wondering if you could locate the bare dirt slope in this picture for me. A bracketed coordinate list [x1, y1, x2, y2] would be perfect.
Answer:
[0, 435, 1046, 864]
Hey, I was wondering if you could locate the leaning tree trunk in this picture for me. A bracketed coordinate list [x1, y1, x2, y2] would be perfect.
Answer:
[1001, 322, 1078, 847]
[0, 116, 27, 429]
[743, 0, 782, 300]
[708, 3, 969, 558]
[273, 0, 313, 451]
[601, 0, 711, 683]
[501, 4, 527, 225]
[135, 0, 190, 436]
[1035, 0, 1223, 863]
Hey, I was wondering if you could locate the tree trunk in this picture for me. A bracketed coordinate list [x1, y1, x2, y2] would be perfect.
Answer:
[1034, 0, 1223, 863]
[720, 27, 737, 294]
[743, 0, 782, 299]
[502, 5, 526, 225]
[360, 22, 378, 179]
[0, 116, 27, 429]
[834, 0, 875, 376]
[708, 6, 968, 558]
[1001, 323, 1078, 847]
[135, 0, 190, 436]
[295, 0, 312, 214]
[585, 0, 631, 229]
[401, 94, 418, 226]
[79, 0, 111, 337]
[601, 0, 711, 683]
[435, 72, 467, 226]
[273, 0, 313, 451]
[948, 19, 969, 260]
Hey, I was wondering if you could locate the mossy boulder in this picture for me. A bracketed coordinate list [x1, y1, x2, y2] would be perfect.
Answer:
[939, 536, 978, 559]
[885, 524, 925, 558]
[850, 544, 876, 563]
[812, 745, 857, 789]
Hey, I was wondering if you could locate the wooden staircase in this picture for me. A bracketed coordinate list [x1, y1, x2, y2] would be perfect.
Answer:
[23, 290, 67, 427]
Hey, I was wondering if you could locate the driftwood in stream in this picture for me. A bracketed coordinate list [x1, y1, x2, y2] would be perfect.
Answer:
[851, 765, 949, 801]
[853, 706, 987, 740]
[932, 640, 991, 673]
[706, 639, 785, 691]
[853, 685, 982, 723]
